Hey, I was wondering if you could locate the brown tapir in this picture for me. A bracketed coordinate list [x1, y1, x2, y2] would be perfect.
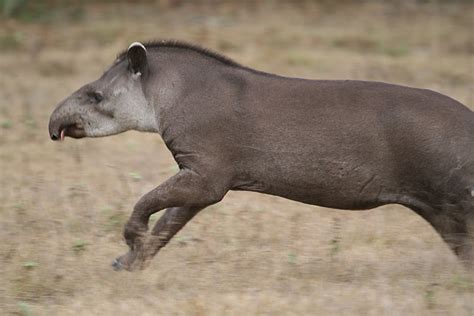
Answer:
[48, 40, 474, 272]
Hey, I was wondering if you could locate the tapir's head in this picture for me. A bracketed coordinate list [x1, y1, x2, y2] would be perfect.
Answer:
[48, 42, 158, 141]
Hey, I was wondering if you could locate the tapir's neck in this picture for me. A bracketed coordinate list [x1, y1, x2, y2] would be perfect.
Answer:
[144, 48, 277, 139]
[126, 73, 161, 134]
[134, 98, 160, 133]
[146, 51, 245, 137]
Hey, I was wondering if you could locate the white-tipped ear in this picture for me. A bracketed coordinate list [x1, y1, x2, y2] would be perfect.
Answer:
[127, 42, 147, 75]
[128, 42, 146, 51]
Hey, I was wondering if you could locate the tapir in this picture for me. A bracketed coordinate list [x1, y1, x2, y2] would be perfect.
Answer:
[48, 41, 474, 272]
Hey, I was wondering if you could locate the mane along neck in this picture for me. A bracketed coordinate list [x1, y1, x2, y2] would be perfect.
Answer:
[116, 40, 241, 67]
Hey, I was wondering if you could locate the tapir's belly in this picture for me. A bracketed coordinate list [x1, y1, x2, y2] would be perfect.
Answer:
[231, 118, 473, 210]
[232, 148, 395, 210]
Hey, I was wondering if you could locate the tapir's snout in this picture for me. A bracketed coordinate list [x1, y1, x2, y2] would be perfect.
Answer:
[48, 106, 67, 141]
[48, 100, 86, 141]
[48, 109, 63, 141]
[50, 131, 60, 141]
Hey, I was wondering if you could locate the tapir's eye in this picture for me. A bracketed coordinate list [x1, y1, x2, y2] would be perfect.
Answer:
[87, 91, 103, 103]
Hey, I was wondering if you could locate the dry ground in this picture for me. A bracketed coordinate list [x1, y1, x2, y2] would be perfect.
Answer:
[0, 1, 473, 315]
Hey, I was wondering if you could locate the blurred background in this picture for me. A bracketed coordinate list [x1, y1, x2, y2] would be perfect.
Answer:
[0, 0, 473, 315]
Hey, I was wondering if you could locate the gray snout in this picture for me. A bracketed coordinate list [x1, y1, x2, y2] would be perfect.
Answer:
[48, 99, 87, 141]
[48, 111, 63, 141]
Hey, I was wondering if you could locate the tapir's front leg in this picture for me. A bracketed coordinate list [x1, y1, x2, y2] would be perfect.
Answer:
[112, 169, 227, 271]
[113, 206, 202, 271]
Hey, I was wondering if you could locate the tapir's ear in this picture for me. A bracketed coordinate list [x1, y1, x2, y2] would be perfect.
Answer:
[127, 42, 147, 75]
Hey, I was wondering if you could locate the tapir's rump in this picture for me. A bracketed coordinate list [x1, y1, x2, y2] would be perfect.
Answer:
[49, 40, 474, 272]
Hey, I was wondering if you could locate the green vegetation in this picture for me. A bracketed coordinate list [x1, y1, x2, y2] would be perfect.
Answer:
[22, 261, 38, 269]
[129, 171, 142, 181]
[1, 0, 84, 23]
[17, 301, 32, 316]
[72, 240, 88, 254]
[1, 119, 13, 129]
[0, 32, 23, 51]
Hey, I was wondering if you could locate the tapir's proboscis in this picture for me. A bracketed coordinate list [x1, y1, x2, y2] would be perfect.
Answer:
[49, 41, 473, 272]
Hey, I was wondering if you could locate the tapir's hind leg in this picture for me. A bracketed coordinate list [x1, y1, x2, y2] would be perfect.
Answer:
[455, 211, 474, 271]
[444, 184, 474, 272]
[409, 199, 473, 272]
[432, 212, 473, 271]
[459, 227, 474, 271]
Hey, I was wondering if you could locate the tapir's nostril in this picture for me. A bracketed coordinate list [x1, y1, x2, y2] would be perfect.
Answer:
[51, 132, 59, 141]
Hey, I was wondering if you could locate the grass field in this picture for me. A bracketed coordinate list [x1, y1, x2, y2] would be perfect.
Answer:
[0, 1, 473, 315]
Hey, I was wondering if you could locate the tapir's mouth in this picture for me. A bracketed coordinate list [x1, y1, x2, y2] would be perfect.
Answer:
[55, 123, 85, 141]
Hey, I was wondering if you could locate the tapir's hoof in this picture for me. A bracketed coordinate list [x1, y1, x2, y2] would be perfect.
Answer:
[112, 252, 138, 272]
[112, 257, 133, 272]
[111, 258, 124, 271]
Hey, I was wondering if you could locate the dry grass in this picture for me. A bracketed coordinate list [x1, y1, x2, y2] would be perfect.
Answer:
[0, 1, 473, 315]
